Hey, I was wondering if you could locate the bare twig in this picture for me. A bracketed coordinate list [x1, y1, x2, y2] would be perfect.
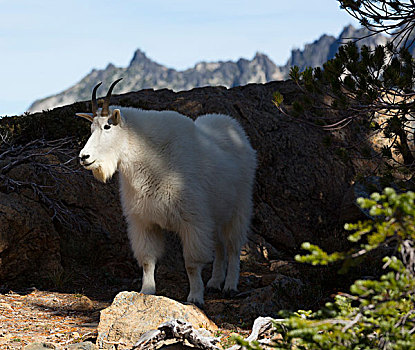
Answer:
[0, 137, 83, 229]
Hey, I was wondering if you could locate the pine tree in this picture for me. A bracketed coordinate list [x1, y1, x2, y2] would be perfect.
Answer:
[273, 1, 415, 174]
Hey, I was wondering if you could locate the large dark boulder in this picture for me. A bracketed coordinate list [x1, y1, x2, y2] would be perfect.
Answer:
[0, 81, 355, 299]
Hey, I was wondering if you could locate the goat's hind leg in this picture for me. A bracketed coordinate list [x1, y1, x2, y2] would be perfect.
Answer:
[127, 217, 164, 295]
[181, 223, 214, 307]
[223, 215, 248, 295]
[223, 244, 241, 295]
[206, 237, 227, 291]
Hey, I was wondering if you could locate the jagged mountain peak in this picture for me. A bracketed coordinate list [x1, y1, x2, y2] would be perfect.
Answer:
[339, 24, 358, 38]
[129, 48, 152, 66]
[252, 52, 275, 65]
[253, 51, 270, 59]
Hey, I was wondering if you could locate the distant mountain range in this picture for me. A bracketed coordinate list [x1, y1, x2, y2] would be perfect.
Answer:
[28, 25, 389, 112]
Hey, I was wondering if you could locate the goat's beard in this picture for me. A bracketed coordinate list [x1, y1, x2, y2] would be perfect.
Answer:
[91, 161, 117, 183]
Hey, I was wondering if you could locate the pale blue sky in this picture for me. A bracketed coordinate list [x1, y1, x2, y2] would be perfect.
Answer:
[0, 0, 359, 116]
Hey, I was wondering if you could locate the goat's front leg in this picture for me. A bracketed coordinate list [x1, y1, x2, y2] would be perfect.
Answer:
[126, 216, 164, 295]
[140, 256, 157, 294]
[184, 261, 205, 306]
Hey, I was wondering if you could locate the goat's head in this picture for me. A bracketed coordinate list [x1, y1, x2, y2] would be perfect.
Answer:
[76, 78, 124, 183]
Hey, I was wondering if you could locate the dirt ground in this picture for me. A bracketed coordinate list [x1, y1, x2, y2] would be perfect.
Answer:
[0, 232, 331, 350]
[0, 289, 105, 349]
[0, 282, 265, 350]
[0, 253, 273, 349]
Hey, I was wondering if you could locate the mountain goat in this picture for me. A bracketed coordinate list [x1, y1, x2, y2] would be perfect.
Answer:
[76, 79, 257, 306]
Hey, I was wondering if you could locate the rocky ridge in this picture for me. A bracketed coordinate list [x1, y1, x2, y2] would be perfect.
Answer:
[285, 24, 388, 72]
[28, 25, 388, 113]
[28, 51, 284, 113]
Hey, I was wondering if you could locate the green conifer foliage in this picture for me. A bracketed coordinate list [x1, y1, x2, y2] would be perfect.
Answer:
[235, 189, 415, 349]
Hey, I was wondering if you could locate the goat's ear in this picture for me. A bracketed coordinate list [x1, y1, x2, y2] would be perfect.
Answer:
[111, 109, 121, 126]
[76, 113, 94, 122]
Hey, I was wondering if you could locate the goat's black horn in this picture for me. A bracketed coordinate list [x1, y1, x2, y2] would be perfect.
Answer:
[102, 78, 123, 116]
[91, 82, 102, 116]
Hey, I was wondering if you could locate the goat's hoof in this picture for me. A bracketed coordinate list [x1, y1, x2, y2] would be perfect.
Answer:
[184, 300, 204, 309]
[206, 286, 222, 295]
[139, 287, 156, 295]
[223, 289, 239, 298]
[193, 301, 204, 309]
[185, 294, 205, 309]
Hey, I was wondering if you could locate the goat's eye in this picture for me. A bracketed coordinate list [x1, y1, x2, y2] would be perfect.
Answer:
[104, 124, 111, 130]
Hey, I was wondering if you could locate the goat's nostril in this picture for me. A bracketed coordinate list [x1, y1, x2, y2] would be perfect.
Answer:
[80, 154, 90, 161]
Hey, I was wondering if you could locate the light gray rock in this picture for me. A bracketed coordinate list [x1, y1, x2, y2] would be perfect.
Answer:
[96, 292, 218, 350]
[65, 342, 97, 350]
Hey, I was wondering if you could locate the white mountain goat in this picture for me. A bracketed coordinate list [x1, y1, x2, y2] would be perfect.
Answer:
[76, 79, 257, 306]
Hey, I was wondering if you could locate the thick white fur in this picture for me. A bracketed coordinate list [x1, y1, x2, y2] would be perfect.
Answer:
[79, 106, 257, 305]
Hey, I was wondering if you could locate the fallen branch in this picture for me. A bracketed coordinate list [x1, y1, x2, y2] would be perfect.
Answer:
[133, 319, 220, 350]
